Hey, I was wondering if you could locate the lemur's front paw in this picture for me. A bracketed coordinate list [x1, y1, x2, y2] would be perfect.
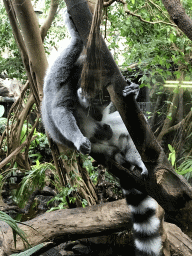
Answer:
[123, 80, 140, 99]
[77, 88, 90, 109]
[139, 163, 148, 178]
[94, 123, 113, 141]
[75, 137, 91, 155]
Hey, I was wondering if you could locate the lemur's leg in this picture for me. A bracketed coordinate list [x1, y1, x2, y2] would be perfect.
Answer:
[51, 85, 91, 155]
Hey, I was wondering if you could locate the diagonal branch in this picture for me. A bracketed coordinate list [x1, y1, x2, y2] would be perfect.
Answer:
[40, 0, 59, 41]
[162, 0, 192, 40]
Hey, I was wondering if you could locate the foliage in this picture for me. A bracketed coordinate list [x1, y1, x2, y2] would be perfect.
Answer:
[41, 0, 67, 54]
[0, 1, 25, 80]
[0, 211, 30, 248]
[177, 156, 192, 181]
[105, 0, 192, 86]
[47, 184, 77, 211]
[168, 144, 192, 181]
[29, 129, 50, 163]
[47, 154, 97, 211]
[80, 154, 98, 184]
[168, 144, 176, 168]
[10, 242, 52, 256]
[14, 162, 56, 207]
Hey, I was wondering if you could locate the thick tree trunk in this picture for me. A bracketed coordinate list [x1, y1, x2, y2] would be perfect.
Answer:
[64, 0, 192, 213]
[0, 199, 191, 256]
[162, 0, 192, 41]
[12, 0, 48, 101]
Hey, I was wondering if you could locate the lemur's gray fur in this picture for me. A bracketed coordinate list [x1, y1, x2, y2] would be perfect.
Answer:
[41, 10, 147, 175]
[41, 11, 161, 256]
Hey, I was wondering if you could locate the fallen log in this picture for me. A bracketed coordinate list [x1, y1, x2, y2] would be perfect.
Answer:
[0, 199, 131, 255]
[165, 222, 192, 256]
[0, 199, 191, 256]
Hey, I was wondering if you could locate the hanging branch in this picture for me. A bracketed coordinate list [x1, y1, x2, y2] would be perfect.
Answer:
[81, 0, 104, 96]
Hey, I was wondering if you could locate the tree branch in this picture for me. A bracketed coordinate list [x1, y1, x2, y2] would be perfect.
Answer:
[158, 110, 192, 139]
[118, 0, 176, 26]
[40, 0, 59, 42]
[103, 0, 116, 7]
[0, 135, 37, 170]
[162, 0, 192, 41]
[12, 0, 48, 99]
[0, 199, 168, 255]
[0, 199, 191, 256]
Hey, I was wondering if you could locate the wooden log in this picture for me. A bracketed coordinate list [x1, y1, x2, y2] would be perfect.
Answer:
[0, 199, 132, 255]
[0, 199, 191, 256]
[165, 222, 192, 256]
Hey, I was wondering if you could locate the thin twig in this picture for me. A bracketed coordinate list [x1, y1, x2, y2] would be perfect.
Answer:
[105, 0, 177, 27]
[0, 136, 37, 170]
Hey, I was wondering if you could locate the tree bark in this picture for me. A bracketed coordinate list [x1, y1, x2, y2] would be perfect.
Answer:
[165, 222, 192, 256]
[0, 199, 191, 256]
[12, 0, 48, 101]
[64, 0, 192, 213]
[162, 0, 192, 41]
[0, 200, 131, 255]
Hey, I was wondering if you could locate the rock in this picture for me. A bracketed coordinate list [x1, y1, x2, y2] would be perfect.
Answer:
[72, 244, 91, 255]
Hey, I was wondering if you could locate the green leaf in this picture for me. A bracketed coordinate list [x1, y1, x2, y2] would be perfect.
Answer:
[10, 242, 53, 256]
[167, 113, 172, 120]
[0, 211, 30, 248]
[168, 144, 176, 167]
[169, 33, 175, 42]
[185, 76, 191, 81]
[168, 144, 173, 152]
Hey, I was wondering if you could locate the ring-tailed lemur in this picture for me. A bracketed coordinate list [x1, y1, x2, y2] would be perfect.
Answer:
[41, 10, 162, 256]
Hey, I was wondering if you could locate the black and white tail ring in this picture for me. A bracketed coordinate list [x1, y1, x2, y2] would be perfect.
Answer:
[122, 188, 162, 256]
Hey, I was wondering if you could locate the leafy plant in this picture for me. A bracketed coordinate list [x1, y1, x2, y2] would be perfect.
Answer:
[82, 199, 88, 208]
[168, 144, 176, 168]
[0, 2, 25, 80]
[10, 242, 53, 256]
[177, 157, 192, 181]
[80, 154, 98, 184]
[29, 129, 50, 163]
[47, 184, 77, 211]
[0, 211, 30, 248]
[14, 162, 56, 207]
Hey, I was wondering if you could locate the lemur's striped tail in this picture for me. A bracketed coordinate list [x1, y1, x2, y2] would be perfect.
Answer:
[122, 188, 162, 256]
